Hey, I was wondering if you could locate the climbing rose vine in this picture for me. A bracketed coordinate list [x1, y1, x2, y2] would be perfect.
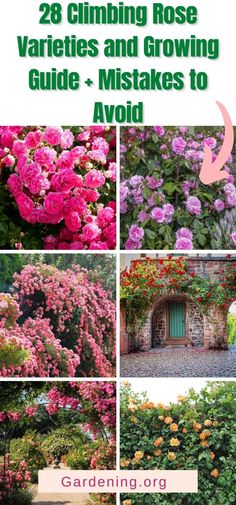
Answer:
[0, 126, 116, 250]
[121, 256, 236, 310]
[0, 382, 116, 503]
[0, 263, 116, 377]
[120, 126, 236, 250]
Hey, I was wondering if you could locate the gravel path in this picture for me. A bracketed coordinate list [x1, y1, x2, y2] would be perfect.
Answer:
[120, 346, 236, 377]
[32, 493, 90, 505]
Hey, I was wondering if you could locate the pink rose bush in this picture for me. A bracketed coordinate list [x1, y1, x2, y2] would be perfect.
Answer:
[120, 126, 236, 250]
[0, 263, 116, 377]
[0, 126, 116, 250]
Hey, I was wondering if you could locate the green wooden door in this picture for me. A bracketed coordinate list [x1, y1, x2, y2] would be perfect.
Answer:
[169, 303, 185, 338]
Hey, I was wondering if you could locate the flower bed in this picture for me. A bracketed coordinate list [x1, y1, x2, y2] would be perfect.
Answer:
[120, 381, 236, 505]
[0, 262, 116, 377]
[120, 126, 236, 249]
[0, 126, 116, 250]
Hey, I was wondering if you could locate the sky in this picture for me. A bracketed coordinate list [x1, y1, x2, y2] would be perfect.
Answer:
[124, 378, 226, 404]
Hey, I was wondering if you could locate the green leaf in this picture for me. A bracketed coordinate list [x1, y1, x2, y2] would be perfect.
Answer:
[145, 229, 156, 240]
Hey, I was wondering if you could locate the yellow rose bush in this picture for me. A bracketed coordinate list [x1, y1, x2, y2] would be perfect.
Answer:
[120, 382, 236, 505]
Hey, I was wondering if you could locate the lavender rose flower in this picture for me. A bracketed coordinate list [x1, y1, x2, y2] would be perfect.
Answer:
[227, 193, 236, 206]
[129, 175, 144, 188]
[176, 227, 193, 240]
[202, 137, 217, 149]
[186, 196, 201, 215]
[151, 207, 165, 223]
[175, 237, 193, 250]
[125, 238, 142, 250]
[172, 137, 187, 154]
[129, 224, 144, 243]
[231, 233, 236, 245]
[214, 199, 225, 212]
[146, 176, 163, 189]
[224, 183, 236, 195]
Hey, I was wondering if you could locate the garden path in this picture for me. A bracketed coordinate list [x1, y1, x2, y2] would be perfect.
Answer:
[32, 466, 90, 505]
[32, 490, 90, 505]
[120, 346, 236, 377]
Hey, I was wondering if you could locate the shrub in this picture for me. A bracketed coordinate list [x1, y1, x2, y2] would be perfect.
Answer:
[120, 126, 236, 250]
[0, 126, 116, 250]
[227, 313, 236, 344]
[10, 432, 46, 483]
[120, 382, 236, 505]
[3, 489, 33, 505]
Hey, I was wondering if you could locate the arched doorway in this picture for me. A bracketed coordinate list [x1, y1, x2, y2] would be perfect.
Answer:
[151, 294, 204, 348]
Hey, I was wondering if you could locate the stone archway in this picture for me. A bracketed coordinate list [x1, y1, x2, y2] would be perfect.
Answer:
[151, 294, 204, 348]
[138, 293, 205, 351]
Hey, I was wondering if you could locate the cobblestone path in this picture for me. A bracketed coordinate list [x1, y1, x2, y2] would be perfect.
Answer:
[120, 346, 236, 377]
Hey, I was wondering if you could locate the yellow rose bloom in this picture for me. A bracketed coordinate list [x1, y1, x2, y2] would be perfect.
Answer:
[200, 440, 209, 448]
[134, 451, 144, 460]
[170, 438, 180, 447]
[167, 452, 176, 461]
[211, 468, 219, 478]
[170, 423, 178, 432]
[129, 405, 138, 412]
[123, 500, 132, 505]
[193, 422, 202, 431]
[204, 419, 212, 427]
[153, 437, 164, 447]
[203, 429, 212, 437]
[154, 449, 162, 456]
[157, 403, 165, 409]
[210, 451, 215, 460]
[177, 395, 186, 402]
[158, 415, 164, 421]
[164, 416, 173, 424]
[120, 459, 130, 468]
[130, 416, 138, 424]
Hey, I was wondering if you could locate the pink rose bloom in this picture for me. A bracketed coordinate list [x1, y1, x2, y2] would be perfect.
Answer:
[103, 222, 116, 249]
[89, 241, 109, 250]
[3, 154, 15, 167]
[97, 207, 115, 228]
[214, 199, 225, 212]
[105, 162, 116, 182]
[82, 223, 101, 242]
[81, 189, 100, 202]
[92, 136, 109, 155]
[65, 211, 81, 232]
[16, 193, 35, 220]
[56, 150, 74, 170]
[12, 140, 28, 158]
[28, 175, 50, 195]
[151, 207, 165, 223]
[77, 131, 90, 141]
[63, 196, 87, 216]
[88, 149, 107, 165]
[25, 130, 42, 149]
[70, 146, 87, 160]
[44, 192, 64, 215]
[60, 129, 74, 149]
[44, 126, 63, 145]
[8, 174, 23, 197]
[51, 169, 83, 191]
[34, 147, 56, 166]
[43, 235, 58, 248]
[70, 241, 84, 250]
[84, 169, 106, 189]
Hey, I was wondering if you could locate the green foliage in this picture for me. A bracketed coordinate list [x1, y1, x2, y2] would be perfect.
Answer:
[67, 440, 100, 470]
[3, 489, 33, 505]
[120, 382, 236, 505]
[0, 343, 28, 369]
[10, 432, 46, 482]
[227, 312, 236, 344]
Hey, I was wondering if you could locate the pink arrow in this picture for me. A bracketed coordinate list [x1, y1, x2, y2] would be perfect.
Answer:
[199, 101, 234, 185]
